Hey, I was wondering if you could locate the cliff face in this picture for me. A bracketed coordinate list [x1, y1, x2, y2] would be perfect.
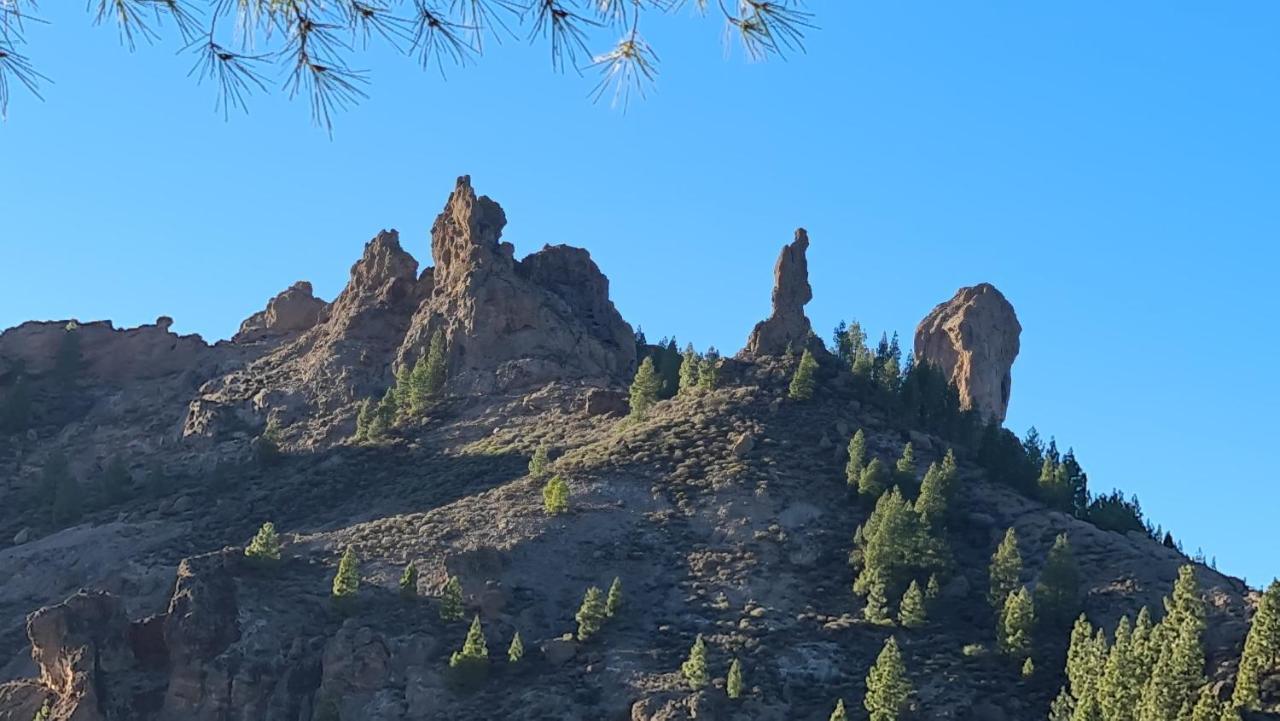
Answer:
[0, 179, 1270, 721]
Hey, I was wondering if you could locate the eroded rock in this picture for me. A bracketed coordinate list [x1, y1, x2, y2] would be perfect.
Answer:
[233, 281, 328, 343]
[914, 282, 1021, 423]
[742, 229, 826, 358]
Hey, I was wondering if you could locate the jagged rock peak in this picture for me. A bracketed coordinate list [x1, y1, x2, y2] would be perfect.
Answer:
[233, 281, 327, 343]
[741, 228, 827, 358]
[431, 175, 511, 292]
[914, 282, 1021, 423]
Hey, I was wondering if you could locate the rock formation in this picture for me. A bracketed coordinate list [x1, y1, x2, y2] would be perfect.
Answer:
[232, 282, 328, 344]
[0, 318, 215, 383]
[741, 228, 827, 359]
[914, 282, 1021, 423]
[395, 176, 635, 394]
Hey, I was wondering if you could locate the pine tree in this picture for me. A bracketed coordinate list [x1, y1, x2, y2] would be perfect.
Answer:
[100, 455, 130, 506]
[864, 579, 890, 623]
[1132, 606, 1157, 685]
[354, 398, 375, 442]
[245, 521, 282, 562]
[1022, 657, 1035, 678]
[845, 429, 867, 487]
[439, 576, 465, 622]
[575, 586, 607, 641]
[829, 699, 849, 721]
[449, 615, 489, 671]
[606, 577, 623, 617]
[393, 362, 413, 414]
[877, 332, 902, 396]
[255, 419, 283, 467]
[697, 351, 721, 391]
[331, 546, 359, 601]
[865, 636, 912, 721]
[1099, 616, 1142, 721]
[726, 658, 744, 699]
[407, 355, 431, 415]
[681, 634, 709, 690]
[1073, 694, 1103, 721]
[628, 357, 661, 419]
[1231, 579, 1280, 711]
[678, 344, 700, 394]
[858, 457, 891, 499]
[1066, 615, 1104, 706]
[1049, 688, 1075, 721]
[507, 631, 524, 663]
[1189, 686, 1222, 721]
[1037, 533, 1082, 629]
[370, 388, 396, 439]
[853, 487, 945, 596]
[399, 563, 418, 598]
[926, 574, 941, 601]
[1000, 586, 1035, 658]
[916, 451, 957, 528]
[423, 329, 447, 399]
[542, 475, 570, 514]
[894, 442, 916, 486]
[989, 528, 1022, 610]
[788, 349, 818, 400]
[898, 580, 927, 628]
[528, 445, 550, 480]
[1140, 614, 1205, 721]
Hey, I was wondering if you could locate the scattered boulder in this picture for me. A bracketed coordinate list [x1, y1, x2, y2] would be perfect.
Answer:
[11, 528, 29, 545]
[584, 388, 629, 417]
[730, 432, 756, 459]
[914, 282, 1021, 423]
[741, 228, 827, 359]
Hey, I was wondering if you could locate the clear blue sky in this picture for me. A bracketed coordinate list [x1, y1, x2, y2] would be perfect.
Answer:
[1, 3, 1276, 584]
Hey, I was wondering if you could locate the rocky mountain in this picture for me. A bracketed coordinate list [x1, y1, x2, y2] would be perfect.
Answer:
[0, 177, 1274, 721]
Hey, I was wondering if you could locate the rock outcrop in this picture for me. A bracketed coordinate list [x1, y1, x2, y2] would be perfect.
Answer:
[0, 318, 216, 383]
[395, 176, 635, 395]
[914, 282, 1021, 423]
[233, 282, 327, 344]
[741, 229, 826, 358]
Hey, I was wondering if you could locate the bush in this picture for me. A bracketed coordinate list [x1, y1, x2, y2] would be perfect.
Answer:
[542, 475, 569, 514]
[528, 445, 550, 479]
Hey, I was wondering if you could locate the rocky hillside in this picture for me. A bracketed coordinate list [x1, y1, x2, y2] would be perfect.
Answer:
[0, 177, 1274, 721]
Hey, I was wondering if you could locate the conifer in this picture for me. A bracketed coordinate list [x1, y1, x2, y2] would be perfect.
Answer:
[393, 362, 413, 414]
[542, 475, 570, 514]
[575, 586, 607, 641]
[865, 636, 912, 721]
[354, 398, 375, 442]
[1022, 657, 1035, 678]
[898, 580, 927, 628]
[894, 442, 916, 486]
[1230, 579, 1280, 711]
[507, 631, 524, 663]
[371, 388, 396, 438]
[399, 563, 418, 598]
[681, 634, 709, 690]
[926, 574, 941, 601]
[245, 521, 282, 562]
[1189, 685, 1222, 721]
[449, 615, 489, 672]
[528, 445, 550, 480]
[989, 527, 1022, 610]
[1000, 587, 1035, 658]
[422, 329, 447, 399]
[628, 357, 661, 419]
[606, 576, 623, 617]
[255, 419, 283, 467]
[1066, 615, 1103, 704]
[727, 658, 744, 699]
[1037, 533, 1082, 629]
[788, 349, 818, 400]
[1099, 616, 1142, 721]
[697, 349, 721, 390]
[845, 429, 868, 486]
[1073, 693, 1103, 721]
[1049, 688, 1075, 721]
[864, 579, 890, 623]
[439, 576, 465, 622]
[331, 546, 359, 601]
[678, 344, 699, 394]
[858, 457, 891, 499]
[916, 454, 956, 528]
[829, 699, 848, 721]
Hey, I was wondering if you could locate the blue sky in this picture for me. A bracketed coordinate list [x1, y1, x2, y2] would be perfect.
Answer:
[1, 3, 1276, 584]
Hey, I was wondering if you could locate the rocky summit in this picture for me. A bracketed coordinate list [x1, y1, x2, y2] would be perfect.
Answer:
[0, 178, 1275, 721]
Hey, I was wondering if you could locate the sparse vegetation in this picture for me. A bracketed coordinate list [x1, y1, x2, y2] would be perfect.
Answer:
[449, 615, 488, 677]
[606, 577, 622, 618]
[507, 631, 524, 664]
[245, 522, 282, 563]
[528, 445, 550, 480]
[541, 475, 570, 514]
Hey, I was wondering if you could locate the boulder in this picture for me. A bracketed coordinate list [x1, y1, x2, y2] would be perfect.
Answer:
[914, 283, 1021, 423]
[233, 281, 327, 343]
[584, 388, 629, 417]
[741, 229, 827, 359]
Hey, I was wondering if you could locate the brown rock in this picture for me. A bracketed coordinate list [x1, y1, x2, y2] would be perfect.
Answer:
[742, 229, 827, 358]
[914, 283, 1021, 422]
[26, 590, 133, 721]
[233, 281, 327, 343]
[584, 388, 629, 417]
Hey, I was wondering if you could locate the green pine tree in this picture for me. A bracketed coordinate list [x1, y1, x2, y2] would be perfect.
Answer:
[858, 457, 892, 499]
[989, 527, 1023, 610]
[542, 475, 570, 514]
[1049, 688, 1075, 721]
[507, 631, 524, 663]
[681, 634, 709, 690]
[354, 398, 375, 442]
[528, 445, 550, 480]
[628, 357, 661, 419]
[407, 355, 431, 415]
[865, 636, 912, 721]
[894, 442, 916, 486]
[255, 419, 283, 467]
[449, 615, 489, 672]
[399, 563, 418, 598]
[1000, 586, 1035, 658]
[1022, 657, 1036, 678]
[899, 580, 927, 628]
[678, 344, 700, 394]
[1066, 615, 1105, 707]
[1073, 693, 1103, 721]
[1037, 533, 1082, 629]
[864, 579, 891, 623]
[916, 451, 957, 527]
[1231, 579, 1280, 711]
[371, 388, 396, 438]
[439, 576, 465, 622]
[575, 586, 607, 641]
[697, 351, 720, 390]
[245, 521, 282, 562]
[606, 576, 623, 617]
[829, 699, 849, 721]
[331, 546, 359, 601]
[727, 658, 744, 699]
[1189, 685, 1223, 721]
[423, 329, 448, 399]
[788, 349, 818, 400]
[1099, 616, 1143, 721]
[926, 574, 941, 601]
[845, 429, 867, 487]
[393, 362, 413, 415]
